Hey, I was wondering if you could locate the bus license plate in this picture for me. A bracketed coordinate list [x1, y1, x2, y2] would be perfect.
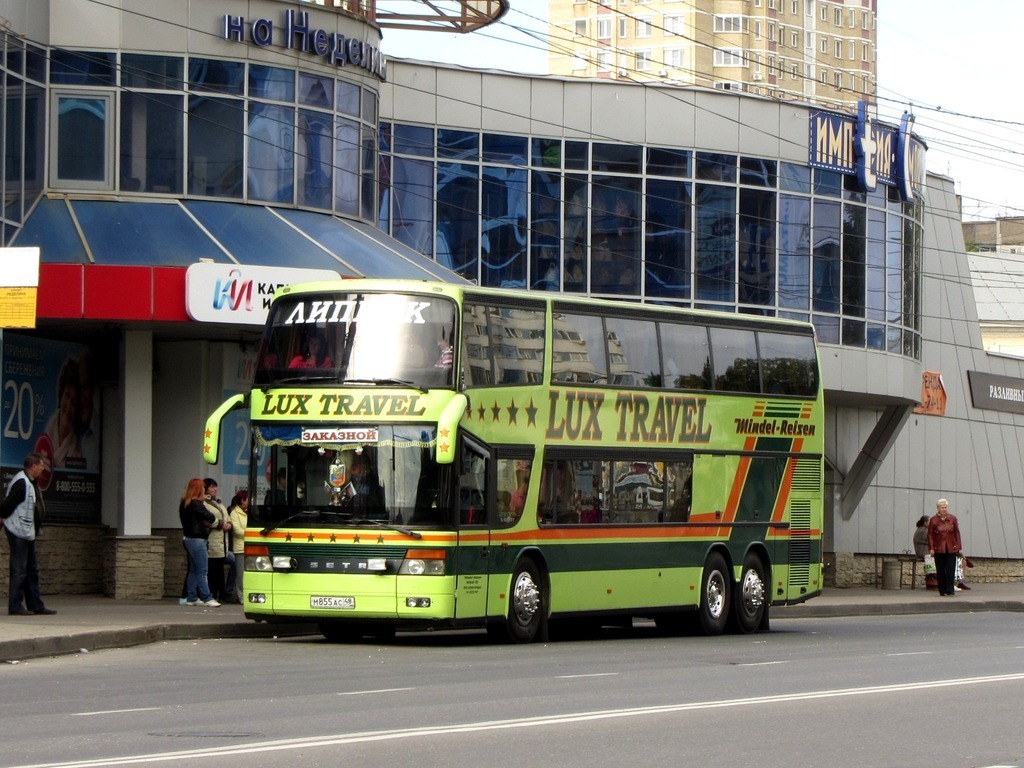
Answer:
[310, 596, 355, 609]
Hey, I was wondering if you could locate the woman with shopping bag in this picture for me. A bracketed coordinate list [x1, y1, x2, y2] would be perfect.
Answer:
[913, 515, 938, 589]
[927, 498, 963, 597]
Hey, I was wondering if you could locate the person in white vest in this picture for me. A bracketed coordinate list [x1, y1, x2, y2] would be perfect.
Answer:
[1, 452, 57, 616]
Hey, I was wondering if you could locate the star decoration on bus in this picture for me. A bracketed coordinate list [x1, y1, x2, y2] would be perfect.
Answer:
[307, 533, 315, 542]
[507, 399, 519, 424]
[329, 534, 337, 542]
[353, 535, 360, 543]
[377, 535, 385, 543]
[525, 398, 538, 427]
[285, 533, 292, 541]
[477, 403, 486, 420]
[491, 401, 502, 421]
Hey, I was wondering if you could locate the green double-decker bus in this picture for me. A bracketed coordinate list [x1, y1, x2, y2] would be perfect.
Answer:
[204, 279, 824, 642]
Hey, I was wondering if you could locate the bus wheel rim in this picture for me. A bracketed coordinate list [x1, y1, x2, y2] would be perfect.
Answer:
[741, 569, 765, 613]
[707, 572, 726, 619]
[512, 571, 540, 625]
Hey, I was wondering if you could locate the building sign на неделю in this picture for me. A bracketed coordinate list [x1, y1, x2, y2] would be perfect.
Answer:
[222, 10, 386, 80]
[967, 370, 1024, 415]
[809, 100, 926, 202]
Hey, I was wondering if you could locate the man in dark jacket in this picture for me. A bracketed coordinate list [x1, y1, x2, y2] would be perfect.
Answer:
[1, 452, 57, 616]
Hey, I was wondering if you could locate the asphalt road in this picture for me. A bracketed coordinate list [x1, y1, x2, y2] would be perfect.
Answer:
[3, 613, 1024, 768]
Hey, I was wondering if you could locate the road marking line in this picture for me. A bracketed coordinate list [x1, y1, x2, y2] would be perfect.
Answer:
[72, 708, 161, 717]
[337, 688, 414, 696]
[556, 672, 620, 679]
[886, 652, 932, 657]
[21, 672, 1024, 768]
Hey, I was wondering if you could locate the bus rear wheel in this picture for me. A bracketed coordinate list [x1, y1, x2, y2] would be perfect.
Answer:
[698, 553, 730, 636]
[732, 553, 768, 634]
[503, 559, 545, 643]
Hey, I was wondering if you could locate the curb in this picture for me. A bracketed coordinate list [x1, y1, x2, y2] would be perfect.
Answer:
[1, 623, 319, 664]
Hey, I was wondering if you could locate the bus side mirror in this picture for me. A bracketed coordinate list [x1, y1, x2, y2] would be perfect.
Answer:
[435, 394, 468, 465]
[203, 393, 247, 465]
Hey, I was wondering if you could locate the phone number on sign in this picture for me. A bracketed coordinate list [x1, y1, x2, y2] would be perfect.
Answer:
[54, 479, 97, 494]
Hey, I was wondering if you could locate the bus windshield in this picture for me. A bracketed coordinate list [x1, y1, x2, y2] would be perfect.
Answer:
[254, 291, 458, 389]
[254, 424, 446, 529]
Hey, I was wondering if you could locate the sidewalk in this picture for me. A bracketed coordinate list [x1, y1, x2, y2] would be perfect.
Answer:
[2, 582, 1023, 663]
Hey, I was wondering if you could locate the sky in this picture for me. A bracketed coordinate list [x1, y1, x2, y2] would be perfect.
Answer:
[379, 0, 1024, 222]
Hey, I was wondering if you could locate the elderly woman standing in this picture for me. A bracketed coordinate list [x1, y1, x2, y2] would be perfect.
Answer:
[927, 498, 963, 597]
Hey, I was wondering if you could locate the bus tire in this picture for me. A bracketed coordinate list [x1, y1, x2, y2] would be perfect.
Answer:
[698, 552, 730, 636]
[732, 552, 768, 634]
[504, 558, 545, 643]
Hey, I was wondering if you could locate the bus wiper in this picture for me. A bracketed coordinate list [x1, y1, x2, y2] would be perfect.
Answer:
[344, 378, 428, 394]
[351, 518, 423, 540]
[259, 509, 321, 536]
[265, 374, 337, 388]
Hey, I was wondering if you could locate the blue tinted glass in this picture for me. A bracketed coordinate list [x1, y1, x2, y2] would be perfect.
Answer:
[564, 141, 588, 170]
[813, 168, 843, 197]
[592, 143, 641, 174]
[482, 133, 527, 165]
[249, 66, 294, 101]
[297, 108, 332, 208]
[647, 148, 690, 177]
[183, 200, 344, 269]
[532, 138, 561, 168]
[248, 103, 295, 203]
[361, 89, 378, 123]
[26, 45, 46, 83]
[188, 58, 244, 94]
[696, 152, 736, 182]
[740, 157, 776, 187]
[299, 72, 333, 108]
[438, 130, 478, 160]
[276, 208, 458, 280]
[50, 50, 116, 85]
[122, 54, 183, 89]
[71, 200, 224, 265]
[393, 124, 434, 156]
[779, 162, 811, 193]
[336, 81, 359, 116]
[10, 197, 88, 262]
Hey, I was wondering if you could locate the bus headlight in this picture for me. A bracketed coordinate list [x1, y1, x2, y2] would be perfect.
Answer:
[398, 549, 447, 575]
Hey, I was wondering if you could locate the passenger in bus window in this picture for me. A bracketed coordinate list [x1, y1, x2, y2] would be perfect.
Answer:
[434, 334, 454, 370]
[510, 461, 531, 519]
[289, 332, 333, 369]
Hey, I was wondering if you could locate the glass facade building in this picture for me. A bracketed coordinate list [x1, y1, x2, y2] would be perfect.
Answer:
[378, 123, 924, 358]
[3, 31, 922, 360]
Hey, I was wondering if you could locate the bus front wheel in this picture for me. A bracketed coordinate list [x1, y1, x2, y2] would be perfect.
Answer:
[698, 553, 730, 636]
[504, 559, 546, 643]
[732, 553, 768, 634]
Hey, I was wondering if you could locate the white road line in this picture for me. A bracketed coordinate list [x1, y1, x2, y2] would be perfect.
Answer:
[337, 688, 414, 696]
[20, 672, 1024, 768]
[71, 708, 161, 717]
[886, 651, 932, 657]
[734, 660, 790, 667]
[556, 672, 620, 679]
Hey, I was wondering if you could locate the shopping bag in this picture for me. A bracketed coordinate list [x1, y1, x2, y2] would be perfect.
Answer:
[922, 554, 936, 576]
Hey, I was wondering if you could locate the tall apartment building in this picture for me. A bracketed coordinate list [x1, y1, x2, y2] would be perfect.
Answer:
[548, 0, 876, 112]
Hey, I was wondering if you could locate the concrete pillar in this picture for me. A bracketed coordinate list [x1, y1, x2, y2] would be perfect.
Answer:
[120, 330, 153, 537]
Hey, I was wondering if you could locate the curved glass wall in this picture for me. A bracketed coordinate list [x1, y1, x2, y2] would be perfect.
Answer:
[0, 35, 380, 234]
[378, 122, 924, 359]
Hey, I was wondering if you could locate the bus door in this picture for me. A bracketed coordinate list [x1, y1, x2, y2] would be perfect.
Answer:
[454, 436, 492, 620]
